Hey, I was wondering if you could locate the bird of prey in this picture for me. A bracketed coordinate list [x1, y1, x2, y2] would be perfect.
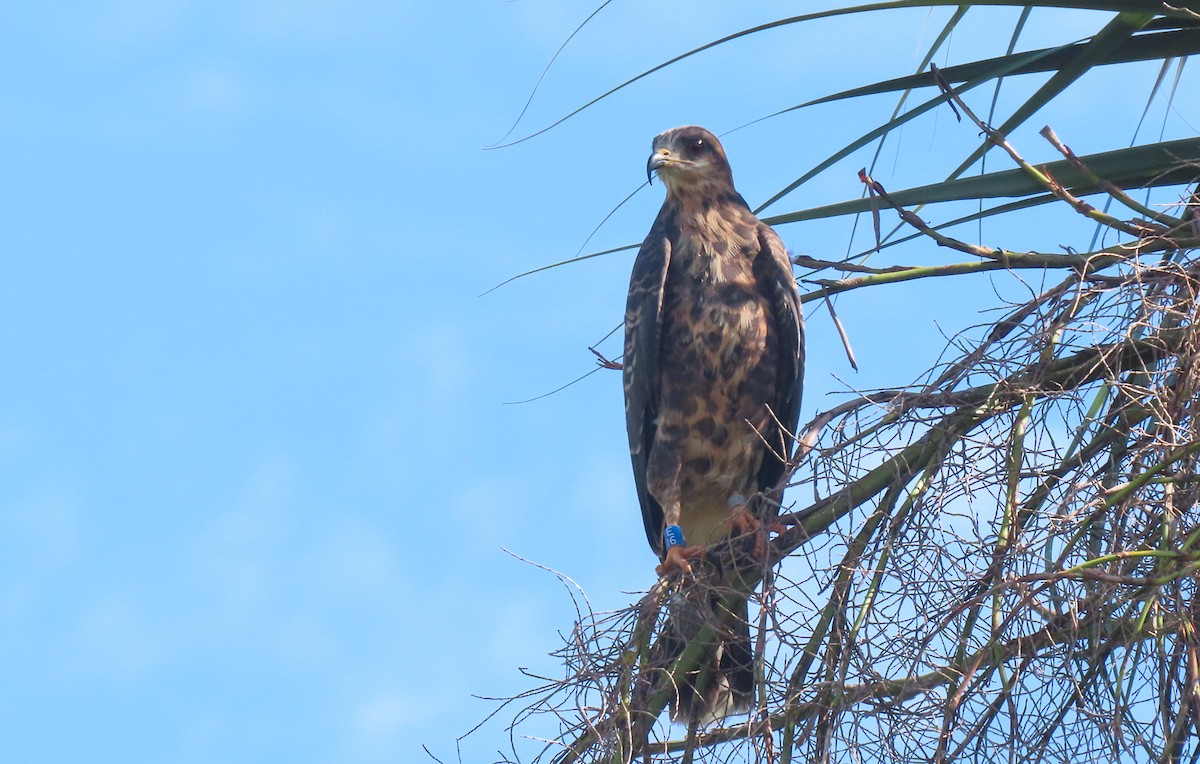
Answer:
[623, 125, 804, 723]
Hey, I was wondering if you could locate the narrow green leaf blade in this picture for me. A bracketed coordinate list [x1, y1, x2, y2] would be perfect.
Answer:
[767, 137, 1200, 223]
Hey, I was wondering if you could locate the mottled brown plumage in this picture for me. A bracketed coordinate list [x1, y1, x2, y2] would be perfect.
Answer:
[624, 126, 805, 722]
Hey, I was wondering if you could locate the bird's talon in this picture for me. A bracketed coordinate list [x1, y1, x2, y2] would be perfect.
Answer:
[728, 505, 774, 561]
[658, 543, 703, 578]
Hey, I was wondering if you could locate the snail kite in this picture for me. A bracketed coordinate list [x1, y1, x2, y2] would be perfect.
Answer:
[623, 125, 805, 722]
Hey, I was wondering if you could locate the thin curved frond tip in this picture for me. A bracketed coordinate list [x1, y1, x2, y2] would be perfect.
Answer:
[481, 180, 648, 296]
[502, 360, 615, 405]
[488, 0, 614, 148]
[478, 243, 638, 297]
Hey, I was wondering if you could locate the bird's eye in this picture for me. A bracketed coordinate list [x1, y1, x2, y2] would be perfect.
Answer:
[684, 138, 706, 158]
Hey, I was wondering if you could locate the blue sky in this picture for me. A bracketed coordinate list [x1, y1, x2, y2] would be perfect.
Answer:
[1, 3, 1195, 763]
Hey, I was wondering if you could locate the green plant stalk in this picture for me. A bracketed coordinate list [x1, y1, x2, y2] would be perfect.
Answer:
[989, 388, 1035, 720]
[1102, 442, 1200, 509]
[802, 256, 1099, 302]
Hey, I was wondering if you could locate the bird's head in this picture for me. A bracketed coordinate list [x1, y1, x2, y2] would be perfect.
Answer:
[647, 125, 735, 197]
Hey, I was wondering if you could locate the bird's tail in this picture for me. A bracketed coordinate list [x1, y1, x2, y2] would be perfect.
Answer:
[656, 592, 755, 725]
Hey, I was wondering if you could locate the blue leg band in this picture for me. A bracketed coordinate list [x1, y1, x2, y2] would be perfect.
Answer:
[663, 525, 686, 549]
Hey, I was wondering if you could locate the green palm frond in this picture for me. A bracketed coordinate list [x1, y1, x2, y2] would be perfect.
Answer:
[769, 137, 1200, 224]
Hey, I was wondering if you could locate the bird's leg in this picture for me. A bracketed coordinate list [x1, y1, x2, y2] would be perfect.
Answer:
[656, 497, 706, 577]
[649, 445, 704, 578]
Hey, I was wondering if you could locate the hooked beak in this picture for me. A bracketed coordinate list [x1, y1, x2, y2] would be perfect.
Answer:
[646, 150, 671, 184]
